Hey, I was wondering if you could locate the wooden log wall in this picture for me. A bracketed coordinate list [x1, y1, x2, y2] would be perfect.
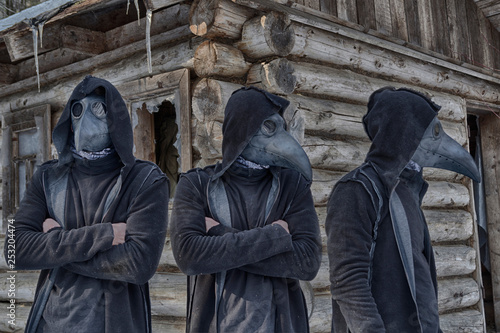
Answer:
[285, 0, 500, 74]
[2, 0, 500, 332]
[186, 0, 500, 330]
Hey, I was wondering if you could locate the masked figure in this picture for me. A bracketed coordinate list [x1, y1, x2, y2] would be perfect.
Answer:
[5, 76, 169, 333]
[326, 87, 480, 333]
[170, 86, 322, 333]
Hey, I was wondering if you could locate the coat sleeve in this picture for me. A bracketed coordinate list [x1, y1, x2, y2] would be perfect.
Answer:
[170, 173, 294, 276]
[5, 166, 115, 270]
[63, 170, 169, 284]
[236, 179, 322, 281]
[326, 180, 386, 332]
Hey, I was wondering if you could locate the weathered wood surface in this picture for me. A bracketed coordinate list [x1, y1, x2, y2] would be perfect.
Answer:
[0, 63, 17, 85]
[479, 112, 500, 329]
[0, 26, 196, 103]
[189, 0, 256, 39]
[0, 301, 29, 332]
[194, 41, 251, 77]
[440, 309, 484, 333]
[438, 277, 480, 313]
[192, 78, 242, 123]
[237, 11, 295, 59]
[434, 245, 477, 277]
[105, 4, 190, 50]
[247, 58, 297, 95]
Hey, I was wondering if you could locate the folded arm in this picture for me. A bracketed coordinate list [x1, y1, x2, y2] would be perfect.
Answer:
[63, 171, 169, 284]
[171, 174, 294, 276]
[6, 167, 115, 271]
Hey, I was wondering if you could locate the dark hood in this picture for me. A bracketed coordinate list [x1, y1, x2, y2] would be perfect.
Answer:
[53, 75, 135, 168]
[363, 87, 440, 191]
[212, 86, 290, 178]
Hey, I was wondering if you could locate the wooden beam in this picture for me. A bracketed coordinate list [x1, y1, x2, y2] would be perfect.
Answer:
[438, 278, 480, 313]
[105, 4, 190, 50]
[0, 63, 17, 85]
[0, 25, 194, 100]
[4, 23, 62, 62]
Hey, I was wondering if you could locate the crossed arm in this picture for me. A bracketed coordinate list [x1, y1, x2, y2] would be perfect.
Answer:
[170, 172, 321, 281]
[7, 166, 169, 285]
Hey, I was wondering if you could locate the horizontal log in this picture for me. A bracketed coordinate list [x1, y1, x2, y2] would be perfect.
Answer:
[152, 316, 186, 333]
[437, 277, 480, 313]
[434, 245, 476, 277]
[149, 273, 187, 317]
[105, 4, 190, 50]
[423, 181, 471, 209]
[318, 206, 474, 244]
[0, 63, 17, 85]
[289, 22, 500, 105]
[189, 0, 256, 39]
[194, 41, 251, 77]
[0, 301, 30, 332]
[425, 209, 474, 242]
[439, 309, 484, 333]
[309, 292, 332, 333]
[0, 31, 198, 109]
[4, 23, 63, 62]
[0, 272, 37, 303]
[237, 11, 295, 59]
[17, 48, 93, 81]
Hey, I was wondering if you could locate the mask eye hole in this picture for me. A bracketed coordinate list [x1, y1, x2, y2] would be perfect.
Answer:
[433, 123, 440, 137]
[262, 120, 277, 135]
[92, 102, 106, 118]
[71, 102, 83, 118]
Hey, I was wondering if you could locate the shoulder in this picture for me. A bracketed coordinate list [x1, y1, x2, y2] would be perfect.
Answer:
[179, 165, 216, 184]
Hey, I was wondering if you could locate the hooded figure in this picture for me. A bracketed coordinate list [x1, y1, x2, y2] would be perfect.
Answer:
[5, 76, 169, 333]
[170, 86, 322, 333]
[325, 86, 480, 333]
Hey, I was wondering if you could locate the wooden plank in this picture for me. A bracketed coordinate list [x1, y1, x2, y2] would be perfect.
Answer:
[466, 0, 487, 68]
[0, 272, 37, 303]
[336, 0, 358, 23]
[356, 0, 377, 31]
[479, 112, 500, 329]
[0, 63, 17, 85]
[477, 4, 495, 71]
[0, 301, 30, 333]
[389, 0, 408, 41]
[3, 23, 62, 62]
[319, 0, 336, 16]
[373, 0, 392, 34]
[60, 25, 106, 54]
[438, 277, 480, 313]
[144, 0, 186, 10]
[430, 0, 451, 57]
[0, 25, 195, 99]
[16, 48, 93, 81]
[105, 4, 190, 50]
[132, 103, 156, 162]
[404, 0, 421, 45]
[415, 0, 435, 51]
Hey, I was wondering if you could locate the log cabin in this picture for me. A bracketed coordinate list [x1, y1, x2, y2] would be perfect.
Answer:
[0, 0, 500, 332]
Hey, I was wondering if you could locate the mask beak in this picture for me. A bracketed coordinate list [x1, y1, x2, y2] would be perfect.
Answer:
[242, 128, 313, 181]
[412, 119, 481, 182]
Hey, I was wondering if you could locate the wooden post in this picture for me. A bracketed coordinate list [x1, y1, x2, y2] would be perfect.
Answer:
[480, 113, 500, 329]
[237, 11, 295, 59]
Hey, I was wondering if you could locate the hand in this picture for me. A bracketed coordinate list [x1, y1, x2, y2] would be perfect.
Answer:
[112, 223, 127, 245]
[205, 217, 220, 233]
[272, 220, 289, 234]
[43, 218, 61, 233]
